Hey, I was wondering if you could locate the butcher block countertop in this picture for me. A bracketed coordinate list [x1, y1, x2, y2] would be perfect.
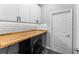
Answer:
[0, 30, 47, 49]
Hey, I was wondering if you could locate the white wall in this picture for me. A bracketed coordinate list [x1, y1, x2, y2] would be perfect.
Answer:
[41, 4, 77, 52]
[0, 21, 47, 35]
[0, 22, 38, 35]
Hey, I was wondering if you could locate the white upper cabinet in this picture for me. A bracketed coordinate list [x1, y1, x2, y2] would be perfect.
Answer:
[19, 4, 41, 23]
[0, 4, 18, 21]
[19, 5, 30, 22]
[0, 4, 41, 23]
[30, 5, 41, 23]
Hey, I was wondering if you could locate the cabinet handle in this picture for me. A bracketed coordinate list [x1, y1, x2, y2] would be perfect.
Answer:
[17, 16, 21, 22]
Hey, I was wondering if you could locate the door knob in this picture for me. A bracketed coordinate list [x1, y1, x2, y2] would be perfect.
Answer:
[66, 35, 70, 37]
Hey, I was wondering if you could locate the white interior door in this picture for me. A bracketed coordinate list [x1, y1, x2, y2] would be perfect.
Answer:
[51, 9, 72, 54]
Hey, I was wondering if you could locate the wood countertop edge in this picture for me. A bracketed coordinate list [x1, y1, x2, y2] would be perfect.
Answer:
[0, 29, 47, 49]
[0, 29, 47, 36]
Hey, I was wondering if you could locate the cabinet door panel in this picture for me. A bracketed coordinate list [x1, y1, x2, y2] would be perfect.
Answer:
[19, 4, 41, 23]
[0, 4, 18, 21]
[8, 44, 19, 54]
[30, 5, 41, 23]
[19, 5, 30, 22]
[0, 48, 8, 54]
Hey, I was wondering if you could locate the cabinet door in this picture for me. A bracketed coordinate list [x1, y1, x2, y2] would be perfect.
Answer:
[8, 44, 19, 54]
[19, 4, 30, 22]
[19, 4, 41, 23]
[0, 48, 8, 54]
[30, 5, 41, 23]
[0, 4, 18, 21]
